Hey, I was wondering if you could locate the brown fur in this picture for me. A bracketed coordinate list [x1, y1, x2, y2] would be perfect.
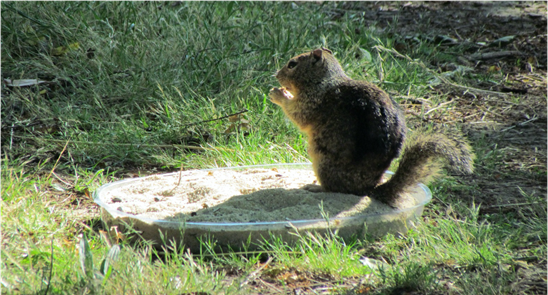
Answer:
[269, 48, 474, 206]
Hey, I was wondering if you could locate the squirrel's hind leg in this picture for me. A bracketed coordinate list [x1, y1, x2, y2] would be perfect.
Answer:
[314, 157, 383, 196]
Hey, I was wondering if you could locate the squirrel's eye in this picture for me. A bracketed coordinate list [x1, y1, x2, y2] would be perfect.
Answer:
[287, 60, 298, 69]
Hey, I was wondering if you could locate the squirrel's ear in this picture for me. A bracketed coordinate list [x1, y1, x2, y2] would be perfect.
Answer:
[321, 47, 333, 54]
[312, 49, 323, 62]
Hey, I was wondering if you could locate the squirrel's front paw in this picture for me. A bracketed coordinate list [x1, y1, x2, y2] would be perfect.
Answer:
[269, 87, 293, 105]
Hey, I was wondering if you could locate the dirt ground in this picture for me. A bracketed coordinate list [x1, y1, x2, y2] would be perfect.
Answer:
[335, 1, 547, 213]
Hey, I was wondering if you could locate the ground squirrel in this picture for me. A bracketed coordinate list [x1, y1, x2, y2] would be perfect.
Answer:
[269, 48, 474, 206]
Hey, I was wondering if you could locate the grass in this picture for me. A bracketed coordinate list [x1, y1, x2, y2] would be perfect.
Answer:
[2, 2, 546, 294]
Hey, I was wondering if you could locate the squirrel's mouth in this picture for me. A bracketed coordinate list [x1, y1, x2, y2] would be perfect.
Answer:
[280, 83, 291, 91]
[284, 85, 297, 97]
[282, 88, 294, 99]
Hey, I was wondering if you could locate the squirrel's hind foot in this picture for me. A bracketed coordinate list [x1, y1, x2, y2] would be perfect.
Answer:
[300, 183, 325, 193]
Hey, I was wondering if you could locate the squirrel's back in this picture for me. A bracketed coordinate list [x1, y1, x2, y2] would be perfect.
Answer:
[307, 79, 407, 192]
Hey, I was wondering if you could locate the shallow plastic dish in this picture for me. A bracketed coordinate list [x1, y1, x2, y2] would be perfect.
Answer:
[94, 163, 431, 252]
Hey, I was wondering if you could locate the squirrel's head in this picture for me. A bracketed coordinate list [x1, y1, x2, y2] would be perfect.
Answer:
[275, 48, 346, 95]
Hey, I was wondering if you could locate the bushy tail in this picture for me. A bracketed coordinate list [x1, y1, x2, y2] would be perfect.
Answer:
[373, 130, 475, 206]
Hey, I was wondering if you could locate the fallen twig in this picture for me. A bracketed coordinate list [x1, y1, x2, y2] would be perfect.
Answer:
[424, 100, 456, 115]
[483, 202, 544, 208]
[257, 278, 284, 293]
[51, 171, 72, 187]
[46, 140, 70, 181]
[500, 116, 540, 132]
[240, 256, 273, 288]
[466, 51, 521, 61]
[183, 108, 249, 127]
[13, 135, 235, 152]
[5, 109, 249, 129]
[170, 163, 185, 193]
